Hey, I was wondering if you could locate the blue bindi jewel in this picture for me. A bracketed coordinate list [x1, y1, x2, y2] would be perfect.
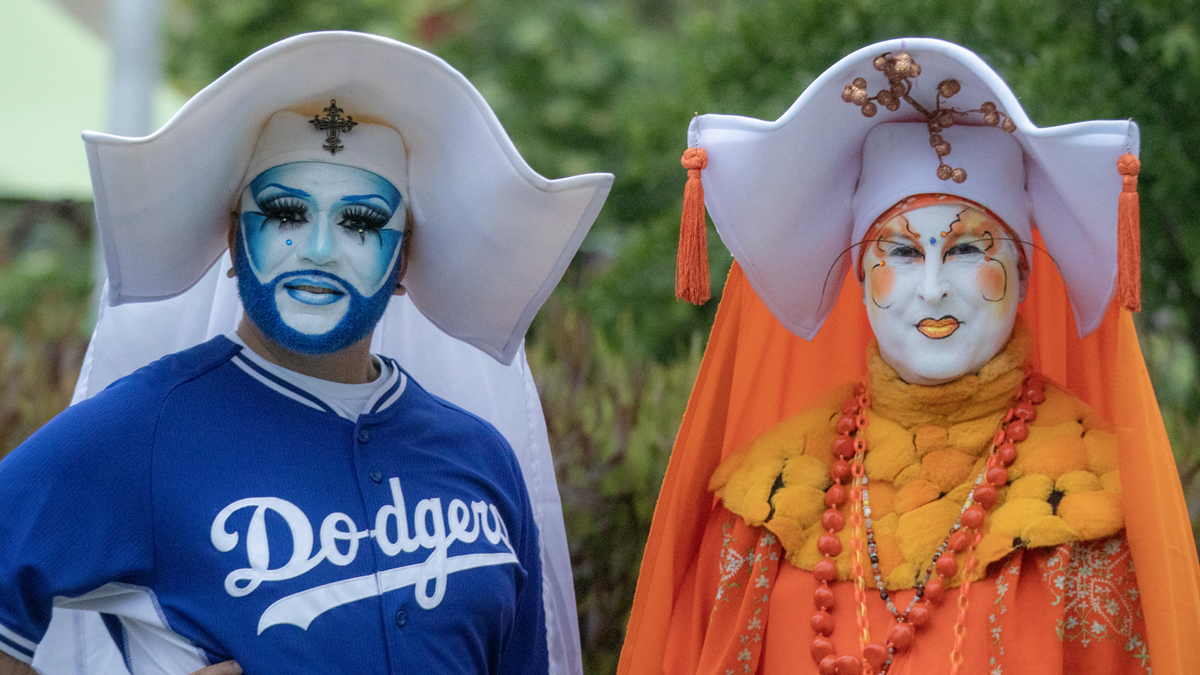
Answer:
[930, 237, 936, 245]
[286, 240, 292, 246]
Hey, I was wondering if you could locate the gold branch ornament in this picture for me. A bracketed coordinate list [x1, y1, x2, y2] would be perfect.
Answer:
[842, 52, 1016, 183]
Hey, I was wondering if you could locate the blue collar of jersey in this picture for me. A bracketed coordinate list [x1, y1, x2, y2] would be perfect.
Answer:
[226, 341, 408, 421]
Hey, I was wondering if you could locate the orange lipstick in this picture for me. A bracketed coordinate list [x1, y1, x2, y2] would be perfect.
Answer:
[917, 317, 960, 339]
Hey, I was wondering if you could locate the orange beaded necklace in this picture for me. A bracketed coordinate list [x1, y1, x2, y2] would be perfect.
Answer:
[811, 372, 1046, 675]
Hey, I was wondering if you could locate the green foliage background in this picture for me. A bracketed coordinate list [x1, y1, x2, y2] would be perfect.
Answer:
[3, 1, 1200, 672]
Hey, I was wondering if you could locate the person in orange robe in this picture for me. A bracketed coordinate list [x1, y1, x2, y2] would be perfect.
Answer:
[618, 38, 1200, 675]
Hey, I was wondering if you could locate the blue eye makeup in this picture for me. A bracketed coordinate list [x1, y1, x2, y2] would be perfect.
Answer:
[338, 204, 393, 243]
[257, 195, 311, 228]
[241, 162, 404, 295]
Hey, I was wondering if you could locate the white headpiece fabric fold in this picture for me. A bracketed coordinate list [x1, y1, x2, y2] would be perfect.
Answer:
[687, 37, 1137, 338]
[239, 111, 411, 201]
[84, 31, 613, 364]
[852, 123, 1033, 271]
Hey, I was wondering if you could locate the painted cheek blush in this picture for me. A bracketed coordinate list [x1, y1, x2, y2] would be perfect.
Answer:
[978, 263, 1008, 302]
[869, 263, 896, 306]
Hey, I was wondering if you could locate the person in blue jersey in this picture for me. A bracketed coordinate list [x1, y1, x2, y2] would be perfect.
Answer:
[0, 32, 612, 675]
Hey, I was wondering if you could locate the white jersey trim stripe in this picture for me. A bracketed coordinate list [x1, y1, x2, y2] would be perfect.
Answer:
[227, 334, 398, 421]
[364, 358, 403, 414]
[231, 356, 327, 413]
[372, 371, 408, 414]
[0, 622, 35, 662]
[0, 621, 36, 652]
[231, 352, 335, 413]
[0, 639, 33, 664]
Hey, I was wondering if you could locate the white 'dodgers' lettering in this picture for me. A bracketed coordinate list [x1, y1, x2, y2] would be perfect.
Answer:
[211, 478, 519, 632]
[211, 498, 324, 597]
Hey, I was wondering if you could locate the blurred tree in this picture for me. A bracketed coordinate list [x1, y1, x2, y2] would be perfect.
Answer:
[0, 200, 93, 456]
[527, 300, 701, 674]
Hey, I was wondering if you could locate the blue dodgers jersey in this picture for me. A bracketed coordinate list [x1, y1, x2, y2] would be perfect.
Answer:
[0, 336, 547, 675]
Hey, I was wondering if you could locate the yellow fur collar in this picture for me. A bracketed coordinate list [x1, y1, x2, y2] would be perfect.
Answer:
[868, 321, 1030, 428]
[711, 324, 1122, 589]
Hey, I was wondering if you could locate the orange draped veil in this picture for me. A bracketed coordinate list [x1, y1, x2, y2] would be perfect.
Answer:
[617, 243, 1200, 674]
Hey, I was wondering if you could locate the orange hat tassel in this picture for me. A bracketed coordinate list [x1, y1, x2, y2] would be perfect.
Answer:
[677, 147, 710, 304]
[1117, 154, 1141, 312]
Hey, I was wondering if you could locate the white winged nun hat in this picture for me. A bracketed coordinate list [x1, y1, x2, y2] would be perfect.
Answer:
[676, 37, 1141, 339]
[83, 31, 613, 364]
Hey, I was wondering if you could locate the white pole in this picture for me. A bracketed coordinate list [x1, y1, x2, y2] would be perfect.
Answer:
[92, 0, 163, 323]
[107, 0, 163, 137]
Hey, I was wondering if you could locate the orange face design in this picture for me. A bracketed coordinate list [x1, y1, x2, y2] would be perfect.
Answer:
[944, 208, 1012, 302]
[861, 203, 1023, 384]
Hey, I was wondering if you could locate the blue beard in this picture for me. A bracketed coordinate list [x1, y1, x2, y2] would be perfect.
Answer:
[234, 238, 397, 355]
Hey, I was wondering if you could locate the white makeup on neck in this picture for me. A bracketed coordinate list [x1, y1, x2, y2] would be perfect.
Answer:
[861, 202, 1024, 385]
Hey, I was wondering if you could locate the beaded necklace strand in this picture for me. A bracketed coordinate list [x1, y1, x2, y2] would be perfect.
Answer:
[810, 373, 1046, 675]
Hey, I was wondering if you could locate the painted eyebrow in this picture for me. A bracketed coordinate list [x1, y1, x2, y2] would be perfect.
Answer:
[338, 194, 391, 204]
[255, 184, 312, 198]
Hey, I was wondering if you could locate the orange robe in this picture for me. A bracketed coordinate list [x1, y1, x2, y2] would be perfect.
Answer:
[667, 510, 1148, 675]
[662, 325, 1145, 673]
[618, 255, 1200, 675]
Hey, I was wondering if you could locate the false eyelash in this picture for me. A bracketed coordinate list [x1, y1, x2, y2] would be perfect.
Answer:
[257, 196, 310, 227]
[943, 243, 985, 259]
[339, 205, 392, 243]
[943, 235, 991, 260]
[878, 239, 923, 259]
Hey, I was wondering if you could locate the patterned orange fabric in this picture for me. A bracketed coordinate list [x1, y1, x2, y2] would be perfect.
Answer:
[617, 235, 1200, 674]
[668, 507, 1149, 675]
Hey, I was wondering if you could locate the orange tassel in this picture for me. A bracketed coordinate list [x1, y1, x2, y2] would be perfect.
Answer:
[677, 147, 710, 304]
[1117, 153, 1141, 312]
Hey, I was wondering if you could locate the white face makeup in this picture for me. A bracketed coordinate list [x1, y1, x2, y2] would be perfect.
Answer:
[238, 162, 404, 337]
[861, 203, 1023, 385]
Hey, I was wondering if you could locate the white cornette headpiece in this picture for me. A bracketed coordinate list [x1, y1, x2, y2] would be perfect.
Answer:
[852, 123, 1032, 274]
[683, 37, 1137, 338]
[84, 31, 613, 365]
[238, 108, 411, 202]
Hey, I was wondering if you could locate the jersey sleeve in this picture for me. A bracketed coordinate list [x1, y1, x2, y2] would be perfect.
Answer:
[0, 378, 159, 663]
[496, 436, 548, 675]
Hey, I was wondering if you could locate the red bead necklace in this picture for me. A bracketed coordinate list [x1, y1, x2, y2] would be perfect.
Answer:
[811, 373, 1046, 675]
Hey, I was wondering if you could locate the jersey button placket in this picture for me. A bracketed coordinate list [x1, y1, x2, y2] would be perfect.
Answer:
[349, 422, 405, 654]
